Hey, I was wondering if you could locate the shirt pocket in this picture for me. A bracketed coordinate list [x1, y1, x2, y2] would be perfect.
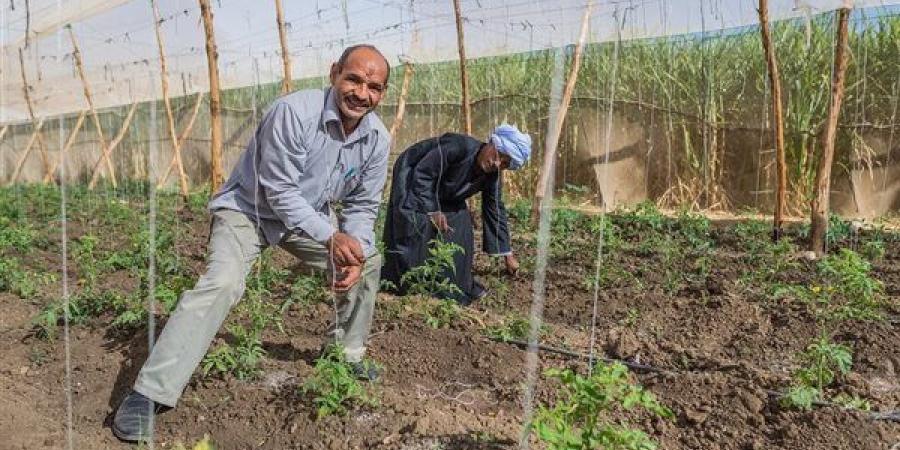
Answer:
[336, 174, 363, 200]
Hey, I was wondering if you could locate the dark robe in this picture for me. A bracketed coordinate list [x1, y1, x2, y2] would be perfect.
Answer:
[381, 133, 511, 305]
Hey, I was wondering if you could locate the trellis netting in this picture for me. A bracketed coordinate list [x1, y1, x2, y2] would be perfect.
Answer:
[1, 0, 899, 214]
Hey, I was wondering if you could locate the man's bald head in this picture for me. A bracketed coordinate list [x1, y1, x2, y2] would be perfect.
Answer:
[337, 44, 391, 83]
[329, 44, 390, 134]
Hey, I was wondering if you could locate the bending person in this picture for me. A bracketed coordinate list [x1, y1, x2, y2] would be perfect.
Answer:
[382, 124, 532, 305]
[112, 44, 391, 442]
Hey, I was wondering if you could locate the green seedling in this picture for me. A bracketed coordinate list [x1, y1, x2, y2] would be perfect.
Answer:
[201, 272, 283, 379]
[620, 308, 640, 328]
[201, 324, 267, 380]
[301, 345, 378, 419]
[531, 362, 672, 450]
[401, 238, 463, 299]
[860, 239, 885, 261]
[423, 299, 460, 329]
[484, 315, 545, 342]
[286, 273, 328, 310]
[816, 249, 886, 321]
[32, 299, 87, 341]
[782, 335, 852, 411]
[831, 393, 871, 411]
[0, 217, 38, 251]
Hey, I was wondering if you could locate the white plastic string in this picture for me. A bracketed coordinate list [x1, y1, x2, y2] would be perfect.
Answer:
[588, 3, 622, 375]
[144, 70, 159, 449]
[55, 1, 74, 446]
[518, 38, 568, 450]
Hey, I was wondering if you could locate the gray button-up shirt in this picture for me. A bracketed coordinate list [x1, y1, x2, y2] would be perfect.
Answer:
[209, 87, 390, 257]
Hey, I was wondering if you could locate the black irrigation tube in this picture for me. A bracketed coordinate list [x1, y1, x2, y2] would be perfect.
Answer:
[489, 337, 670, 374]
[490, 337, 900, 423]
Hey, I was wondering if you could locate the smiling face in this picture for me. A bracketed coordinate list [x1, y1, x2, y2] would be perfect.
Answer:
[476, 143, 512, 174]
[329, 47, 389, 134]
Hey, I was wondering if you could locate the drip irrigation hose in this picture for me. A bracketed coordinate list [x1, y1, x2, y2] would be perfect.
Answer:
[763, 390, 900, 423]
[487, 336, 668, 374]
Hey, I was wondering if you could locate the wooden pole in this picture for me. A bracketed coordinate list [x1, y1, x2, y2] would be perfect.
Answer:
[151, 0, 190, 197]
[18, 48, 53, 181]
[532, 3, 592, 222]
[8, 118, 44, 185]
[158, 92, 204, 186]
[810, 6, 852, 257]
[199, 0, 225, 195]
[452, 0, 472, 135]
[389, 62, 415, 139]
[274, 0, 292, 94]
[106, 104, 139, 151]
[758, 0, 787, 240]
[89, 103, 138, 188]
[67, 26, 117, 189]
[44, 111, 86, 183]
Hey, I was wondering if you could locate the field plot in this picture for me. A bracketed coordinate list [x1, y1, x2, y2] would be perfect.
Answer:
[0, 186, 897, 449]
[2, 1, 900, 449]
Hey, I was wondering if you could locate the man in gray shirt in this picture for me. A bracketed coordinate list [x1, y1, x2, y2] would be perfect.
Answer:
[112, 44, 391, 442]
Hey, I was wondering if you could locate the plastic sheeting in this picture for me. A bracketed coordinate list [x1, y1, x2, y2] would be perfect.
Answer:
[2, 0, 898, 124]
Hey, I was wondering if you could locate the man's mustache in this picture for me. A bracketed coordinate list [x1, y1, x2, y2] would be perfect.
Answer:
[345, 95, 371, 107]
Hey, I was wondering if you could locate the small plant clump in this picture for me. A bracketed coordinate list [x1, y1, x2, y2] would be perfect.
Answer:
[484, 314, 546, 342]
[287, 273, 328, 309]
[301, 345, 378, 419]
[785, 249, 889, 323]
[422, 299, 461, 329]
[531, 362, 672, 450]
[400, 238, 464, 299]
[782, 335, 853, 411]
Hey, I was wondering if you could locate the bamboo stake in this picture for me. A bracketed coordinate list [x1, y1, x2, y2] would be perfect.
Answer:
[452, 0, 472, 135]
[44, 111, 86, 183]
[199, 0, 225, 194]
[88, 103, 138, 187]
[532, 3, 592, 222]
[810, 5, 852, 257]
[151, 0, 190, 197]
[67, 26, 117, 189]
[389, 62, 415, 139]
[274, 0, 292, 94]
[158, 92, 204, 186]
[18, 48, 53, 181]
[8, 118, 44, 185]
[758, 0, 788, 240]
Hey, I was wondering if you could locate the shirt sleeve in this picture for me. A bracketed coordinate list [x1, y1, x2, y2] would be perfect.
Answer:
[340, 132, 390, 258]
[482, 173, 512, 255]
[257, 101, 336, 243]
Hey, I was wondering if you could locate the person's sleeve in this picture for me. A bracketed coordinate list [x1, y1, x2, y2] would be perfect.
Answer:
[482, 173, 512, 255]
[257, 101, 335, 243]
[410, 134, 467, 213]
[340, 133, 390, 257]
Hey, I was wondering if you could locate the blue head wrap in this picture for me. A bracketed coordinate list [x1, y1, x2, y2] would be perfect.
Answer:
[490, 124, 532, 170]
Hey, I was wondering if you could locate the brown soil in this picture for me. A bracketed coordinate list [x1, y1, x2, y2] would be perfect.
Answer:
[0, 209, 898, 450]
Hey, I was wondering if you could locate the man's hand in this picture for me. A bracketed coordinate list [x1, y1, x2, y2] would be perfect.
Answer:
[504, 254, 519, 276]
[429, 212, 452, 233]
[331, 264, 362, 293]
[327, 232, 365, 267]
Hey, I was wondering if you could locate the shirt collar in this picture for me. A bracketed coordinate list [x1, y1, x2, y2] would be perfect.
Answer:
[322, 87, 373, 143]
